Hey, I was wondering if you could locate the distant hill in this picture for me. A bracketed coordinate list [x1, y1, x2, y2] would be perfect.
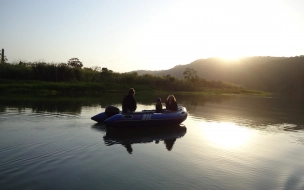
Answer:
[134, 56, 304, 95]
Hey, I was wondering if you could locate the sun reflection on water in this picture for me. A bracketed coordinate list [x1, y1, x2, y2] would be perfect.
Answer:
[199, 121, 254, 150]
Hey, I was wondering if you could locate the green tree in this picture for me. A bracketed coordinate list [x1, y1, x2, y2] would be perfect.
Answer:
[67, 58, 83, 68]
[102, 67, 108, 72]
[183, 68, 199, 82]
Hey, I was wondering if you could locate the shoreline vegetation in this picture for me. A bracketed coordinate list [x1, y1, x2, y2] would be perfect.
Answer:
[0, 61, 269, 96]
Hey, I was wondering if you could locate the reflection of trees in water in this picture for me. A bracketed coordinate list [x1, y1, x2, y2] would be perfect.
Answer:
[32, 101, 82, 113]
[0, 93, 232, 114]
[2, 93, 303, 133]
[283, 125, 304, 132]
[0, 97, 83, 114]
[176, 94, 232, 113]
[3, 92, 303, 135]
[184, 95, 304, 134]
[96, 125, 187, 154]
[0, 94, 122, 114]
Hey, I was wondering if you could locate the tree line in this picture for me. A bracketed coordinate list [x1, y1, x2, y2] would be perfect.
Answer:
[0, 59, 244, 92]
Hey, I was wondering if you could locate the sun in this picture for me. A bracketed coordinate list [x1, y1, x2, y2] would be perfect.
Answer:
[134, 0, 300, 71]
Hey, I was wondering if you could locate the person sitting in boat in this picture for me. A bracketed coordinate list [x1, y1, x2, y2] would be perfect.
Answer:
[155, 98, 163, 113]
[122, 88, 137, 113]
[166, 94, 178, 112]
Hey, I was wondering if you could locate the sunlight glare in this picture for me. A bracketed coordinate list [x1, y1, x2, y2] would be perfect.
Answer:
[200, 121, 254, 150]
[135, 0, 300, 71]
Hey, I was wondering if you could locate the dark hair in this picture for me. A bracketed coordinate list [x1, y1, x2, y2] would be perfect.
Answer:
[167, 94, 176, 102]
[128, 88, 135, 95]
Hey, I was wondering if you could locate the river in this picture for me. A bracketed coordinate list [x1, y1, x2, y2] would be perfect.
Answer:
[0, 94, 303, 190]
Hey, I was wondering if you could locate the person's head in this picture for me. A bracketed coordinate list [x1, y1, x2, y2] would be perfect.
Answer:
[156, 98, 161, 103]
[167, 95, 176, 103]
[128, 88, 135, 96]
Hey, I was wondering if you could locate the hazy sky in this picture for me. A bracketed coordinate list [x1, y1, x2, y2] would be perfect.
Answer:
[1, 0, 304, 73]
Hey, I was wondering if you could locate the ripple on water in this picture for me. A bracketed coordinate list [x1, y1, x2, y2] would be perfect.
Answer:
[0, 130, 104, 185]
[0, 110, 80, 123]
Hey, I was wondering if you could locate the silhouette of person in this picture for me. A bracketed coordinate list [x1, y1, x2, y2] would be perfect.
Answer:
[155, 98, 163, 113]
[165, 94, 178, 111]
[122, 88, 137, 113]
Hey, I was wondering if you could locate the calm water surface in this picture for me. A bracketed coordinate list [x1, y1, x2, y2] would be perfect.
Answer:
[0, 94, 304, 190]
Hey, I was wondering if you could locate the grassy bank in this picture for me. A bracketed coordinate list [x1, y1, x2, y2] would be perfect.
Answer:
[0, 79, 269, 96]
[0, 79, 152, 94]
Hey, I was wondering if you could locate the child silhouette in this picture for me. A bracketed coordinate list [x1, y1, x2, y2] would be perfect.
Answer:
[155, 98, 163, 113]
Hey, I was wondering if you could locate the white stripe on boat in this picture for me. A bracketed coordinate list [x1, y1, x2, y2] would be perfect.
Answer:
[142, 114, 151, 120]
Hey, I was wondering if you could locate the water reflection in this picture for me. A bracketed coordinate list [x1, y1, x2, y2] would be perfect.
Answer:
[1, 93, 304, 134]
[92, 124, 187, 153]
[0, 94, 120, 114]
[198, 121, 255, 150]
[280, 123, 304, 132]
[184, 95, 304, 133]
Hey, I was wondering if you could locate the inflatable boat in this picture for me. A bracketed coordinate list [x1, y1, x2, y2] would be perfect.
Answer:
[91, 105, 188, 127]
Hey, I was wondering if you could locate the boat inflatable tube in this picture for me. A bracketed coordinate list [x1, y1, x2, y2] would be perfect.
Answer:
[91, 106, 188, 127]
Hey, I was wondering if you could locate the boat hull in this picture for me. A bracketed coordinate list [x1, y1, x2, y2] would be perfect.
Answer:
[91, 106, 188, 127]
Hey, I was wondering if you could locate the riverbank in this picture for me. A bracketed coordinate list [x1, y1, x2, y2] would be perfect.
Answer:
[0, 79, 270, 96]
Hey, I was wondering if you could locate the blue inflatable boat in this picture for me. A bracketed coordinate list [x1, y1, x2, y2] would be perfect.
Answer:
[91, 105, 188, 127]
